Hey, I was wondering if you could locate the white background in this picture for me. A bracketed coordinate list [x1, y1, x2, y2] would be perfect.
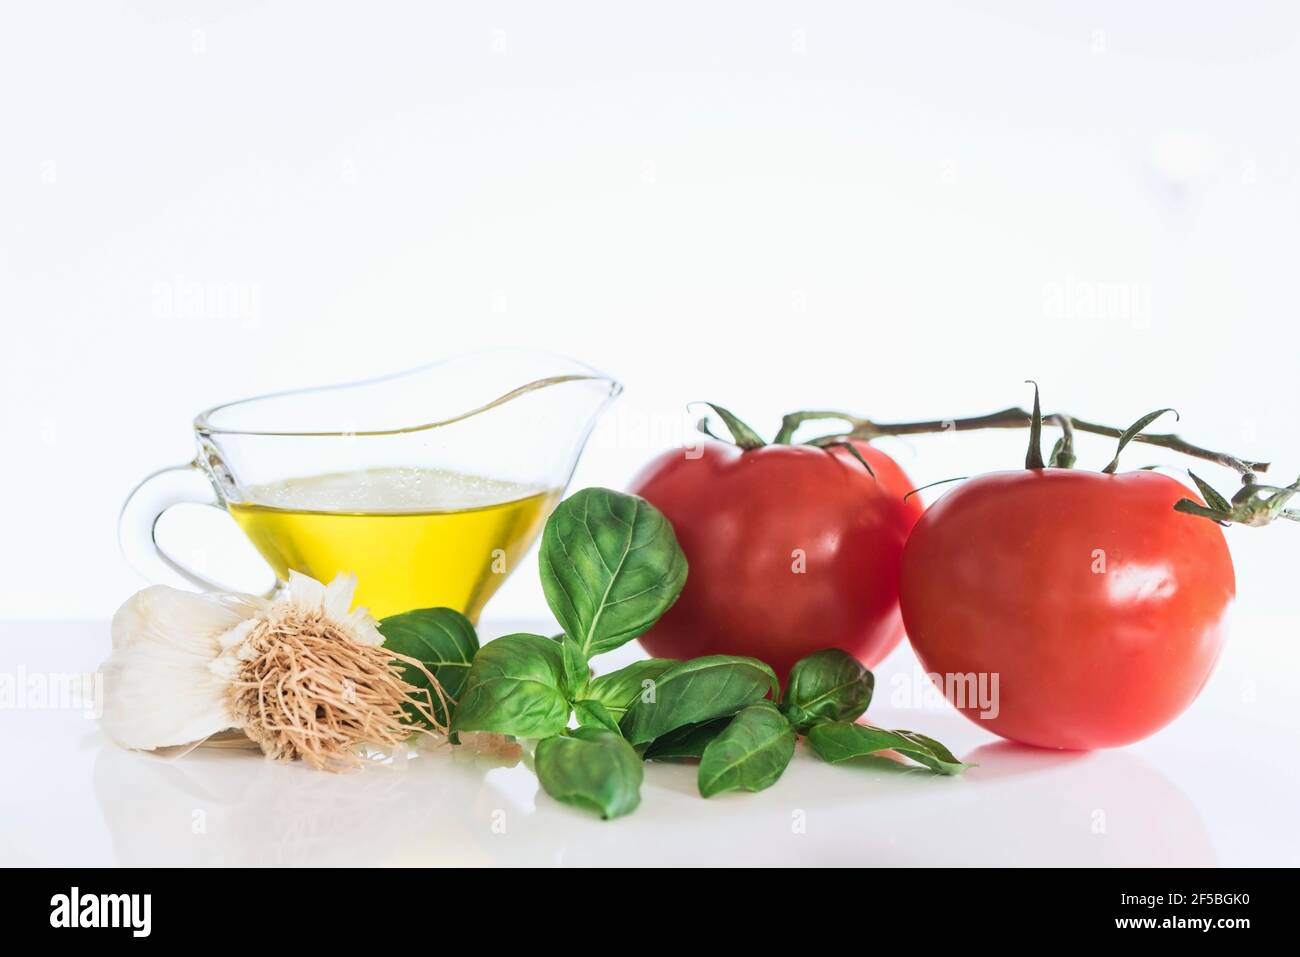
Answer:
[3, 1, 1298, 623]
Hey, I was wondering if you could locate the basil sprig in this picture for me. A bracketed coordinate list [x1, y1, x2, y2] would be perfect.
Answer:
[383, 485, 970, 821]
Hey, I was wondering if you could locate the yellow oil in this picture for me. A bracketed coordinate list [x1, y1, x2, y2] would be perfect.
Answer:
[228, 468, 559, 621]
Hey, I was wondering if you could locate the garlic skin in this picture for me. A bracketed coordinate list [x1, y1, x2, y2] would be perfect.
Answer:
[101, 572, 381, 753]
[101, 586, 257, 750]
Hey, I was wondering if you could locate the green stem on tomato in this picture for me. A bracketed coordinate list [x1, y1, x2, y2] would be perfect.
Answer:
[1024, 381, 1045, 470]
[774, 411, 869, 445]
[1046, 415, 1076, 468]
[779, 407, 1267, 476]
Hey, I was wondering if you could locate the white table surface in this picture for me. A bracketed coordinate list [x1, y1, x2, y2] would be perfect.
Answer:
[2, 614, 1296, 867]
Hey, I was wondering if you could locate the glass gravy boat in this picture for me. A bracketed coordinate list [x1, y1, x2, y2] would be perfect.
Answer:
[120, 350, 621, 621]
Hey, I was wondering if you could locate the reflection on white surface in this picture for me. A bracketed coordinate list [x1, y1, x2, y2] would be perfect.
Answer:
[84, 725, 1214, 867]
[92, 741, 531, 867]
[960, 743, 1214, 866]
[2, 618, 1297, 866]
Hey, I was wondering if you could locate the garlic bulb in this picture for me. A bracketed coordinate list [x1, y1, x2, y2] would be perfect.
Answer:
[102, 585, 257, 750]
[101, 572, 447, 770]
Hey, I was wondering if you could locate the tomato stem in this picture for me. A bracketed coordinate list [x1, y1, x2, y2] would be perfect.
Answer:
[1047, 415, 1076, 468]
[786, 407, 1266, 475]
[1174, 472, 1300, 527]
[903, 475, 968, 502]
[1101, 408, 1179, 475]
[1024, 381, 1045, 470]
[774, 411, 867, 444]
[691, 402, 767, 450]
[814, 440, 876, 479]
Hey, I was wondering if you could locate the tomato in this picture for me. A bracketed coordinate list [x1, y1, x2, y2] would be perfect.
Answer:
[629, 440, 924, 681]
[899, 469, 1234, 749]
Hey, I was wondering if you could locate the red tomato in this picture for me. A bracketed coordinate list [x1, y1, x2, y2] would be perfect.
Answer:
[899, 469, 1234, 749]
[629, 440, 924, 681]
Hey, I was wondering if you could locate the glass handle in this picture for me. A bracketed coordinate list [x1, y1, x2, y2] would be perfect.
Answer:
[118, 461, 273, 595]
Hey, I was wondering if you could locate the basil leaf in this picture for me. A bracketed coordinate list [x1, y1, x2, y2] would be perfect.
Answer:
[451, 633, 570, 739]
[620, 655, 778, 746]
[379, 607, 479, 727]
[698, 703, 796, 797]
[586, 658, 680, 721]
[779, 648, 874, 732]
[573, 699, 621, 734]
[806, 721, 972, 776]
[539, 488, 688, 657]
[890, 730, 973, 775]
[643, 717, 732, 761]
[559, 635, 590, 699]
[535, 730, 643, 820]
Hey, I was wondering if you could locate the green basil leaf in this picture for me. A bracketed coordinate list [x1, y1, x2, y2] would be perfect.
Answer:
[535, 730, 644, 820]
[698, 703, 796, 797]
[586, 658, 680, 721]
[451, 633, 570, 739]
[806, 721, 972, 776]
[779, 648, 874, 732]
[620, 655, 779, 746]
[559, 635, 591, 699]
[643, 717, 732, 761]
[379, 607, 479, 727]
[539, 488, 689, 657]
[890, 730, 973, 775]
[573, 699, 621, 734]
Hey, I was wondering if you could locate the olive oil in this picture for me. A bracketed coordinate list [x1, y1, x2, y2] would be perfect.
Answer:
[229, 468, 559, 621]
